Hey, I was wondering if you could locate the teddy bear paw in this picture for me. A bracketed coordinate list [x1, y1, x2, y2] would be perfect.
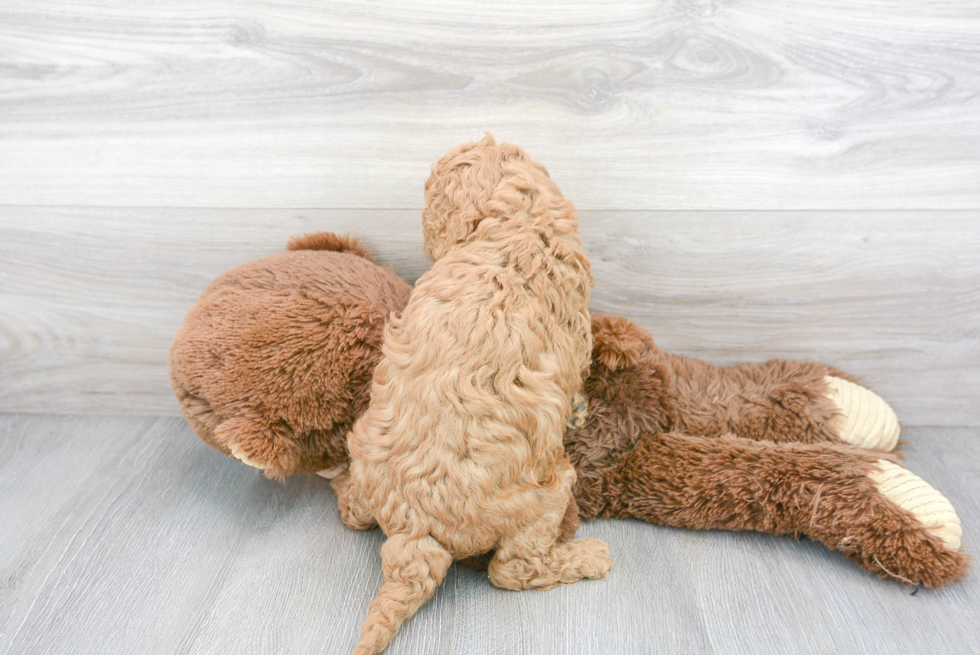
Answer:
[316, 464, 347, 479]
[229, 445, 266, 470]
[824, 376, 900, 451]
[870, 460, 962, 550]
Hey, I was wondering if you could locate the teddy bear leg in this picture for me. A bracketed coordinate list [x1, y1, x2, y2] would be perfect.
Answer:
[606, 431, 968, 587]
[822, 374, 900, 451]
[667, 355, 900, 451]
[214, 416, 301, 481]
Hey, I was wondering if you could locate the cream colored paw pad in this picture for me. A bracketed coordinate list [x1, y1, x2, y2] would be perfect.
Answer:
[824, 376, 900, 451]
[316, 464, 347, 479]
[230, 447, 266, 470]
[567, 392, 588, 431]
[871, 460, 962, 550]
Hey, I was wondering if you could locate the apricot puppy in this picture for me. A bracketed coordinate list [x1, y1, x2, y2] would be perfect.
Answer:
[342, 135, 611, 654]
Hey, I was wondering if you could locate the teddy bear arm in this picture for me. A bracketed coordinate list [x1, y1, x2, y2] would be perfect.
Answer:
[604, 431, 967, 587]
[212, 417, 303, 482]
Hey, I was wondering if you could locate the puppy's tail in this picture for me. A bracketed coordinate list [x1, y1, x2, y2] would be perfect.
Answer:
[286, 231, 374, 261]
[354, 532, 452, 655]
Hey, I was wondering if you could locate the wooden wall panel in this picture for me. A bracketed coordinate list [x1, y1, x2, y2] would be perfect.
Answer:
[0, 0, 978, 210]
[1, 208, 976, 424]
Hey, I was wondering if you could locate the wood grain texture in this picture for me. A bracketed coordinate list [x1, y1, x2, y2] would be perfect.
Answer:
[1, 0, 979, 209]
[2, 3, 977, 652]
[0, 414, 977, 654]
[1, 208, 977, 424]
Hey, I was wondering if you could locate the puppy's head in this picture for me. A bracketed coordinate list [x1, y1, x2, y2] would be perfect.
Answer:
[422, 133, 557, 261]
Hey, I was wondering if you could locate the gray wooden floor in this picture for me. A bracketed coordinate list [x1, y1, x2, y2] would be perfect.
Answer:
[0, 415, 977, 655]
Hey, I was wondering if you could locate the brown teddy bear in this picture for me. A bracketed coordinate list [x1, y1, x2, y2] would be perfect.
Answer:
[170, 232, 968, 590]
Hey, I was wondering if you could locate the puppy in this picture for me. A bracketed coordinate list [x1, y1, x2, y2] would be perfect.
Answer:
[340, 135, 611, 655]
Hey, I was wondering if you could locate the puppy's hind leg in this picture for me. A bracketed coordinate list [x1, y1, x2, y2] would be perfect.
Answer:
[354, 532, 452, 655]
[488, 493, 611, 591]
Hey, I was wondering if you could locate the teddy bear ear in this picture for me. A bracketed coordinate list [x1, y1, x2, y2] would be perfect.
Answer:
[591, 313, 650, 371]
[286, 232, 375, 261]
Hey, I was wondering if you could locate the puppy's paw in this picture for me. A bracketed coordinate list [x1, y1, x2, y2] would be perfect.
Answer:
[566, 392, 588, 431]
[825, 376, 900, 451]
[565, 537, 613, 581]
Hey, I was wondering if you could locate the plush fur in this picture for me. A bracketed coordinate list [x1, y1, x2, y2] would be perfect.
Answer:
[171, 230, 970, 594]
[169, 232, 408, 481]
[574, 314, 968, 589]
[339, 136, 610, 654]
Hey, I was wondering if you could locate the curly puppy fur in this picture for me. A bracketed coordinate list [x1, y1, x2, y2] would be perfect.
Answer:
[343, 136, 609, 655]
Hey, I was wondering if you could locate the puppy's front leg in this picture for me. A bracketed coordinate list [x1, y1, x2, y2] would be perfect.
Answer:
[330, 468, 377, 531]
[566, 392, 588, 430]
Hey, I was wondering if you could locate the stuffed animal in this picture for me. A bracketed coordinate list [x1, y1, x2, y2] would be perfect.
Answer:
[170, 232, 967, 590]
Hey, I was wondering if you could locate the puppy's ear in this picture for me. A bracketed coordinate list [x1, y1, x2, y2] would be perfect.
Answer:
[591, 313, 652, 371]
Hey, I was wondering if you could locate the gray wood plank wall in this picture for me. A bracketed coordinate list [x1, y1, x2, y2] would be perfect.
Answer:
[1, 1, 978, 424]
[2, 1, 979, 210]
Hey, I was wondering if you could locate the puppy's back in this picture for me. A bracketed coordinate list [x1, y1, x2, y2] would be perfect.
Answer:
[350, 234, 590, 550]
